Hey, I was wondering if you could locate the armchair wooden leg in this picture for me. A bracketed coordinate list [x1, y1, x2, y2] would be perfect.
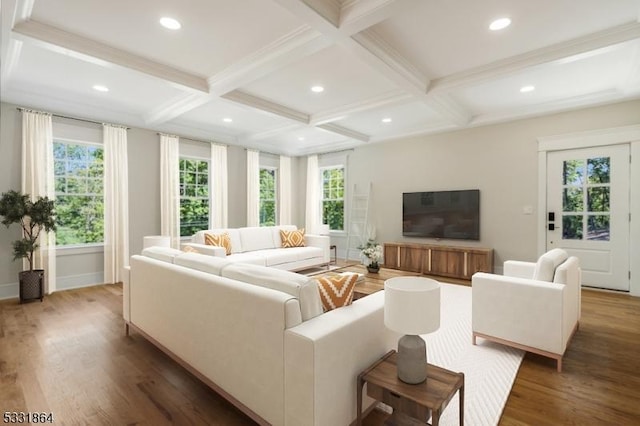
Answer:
[472, 334, 477, 345]
[556, 358, 562, 373]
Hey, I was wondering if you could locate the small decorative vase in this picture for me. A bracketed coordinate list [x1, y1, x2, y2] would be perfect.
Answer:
[367, 265, 380, 273]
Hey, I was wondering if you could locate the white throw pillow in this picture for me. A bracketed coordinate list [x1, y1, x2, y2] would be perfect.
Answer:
[532, 248, 569, 282]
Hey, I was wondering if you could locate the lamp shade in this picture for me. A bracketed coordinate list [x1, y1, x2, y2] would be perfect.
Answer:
[143, 235, 171, 249]
[384, 277, 440, 335]
[318, 224, 330, 236]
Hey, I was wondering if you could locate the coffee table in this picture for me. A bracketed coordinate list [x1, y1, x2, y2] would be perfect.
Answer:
[357, 350, 464, 425]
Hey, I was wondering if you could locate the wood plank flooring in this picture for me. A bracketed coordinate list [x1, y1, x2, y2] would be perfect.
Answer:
[1, 266, 639, 425]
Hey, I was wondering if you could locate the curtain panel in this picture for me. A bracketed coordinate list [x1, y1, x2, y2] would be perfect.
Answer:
[211, 144, 228, 228]
[103, 124, 129, 284]
[21, 110, 57, 294]
[160, 134, 180, 248]
[305, 154, 320, 233]
[279, 155, 292, 225]
[246, 149, 260, 227]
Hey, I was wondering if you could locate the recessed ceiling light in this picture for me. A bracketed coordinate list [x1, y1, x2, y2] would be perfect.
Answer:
[382, 117, 392, 123]
[311, 85, 324, 93]
[92, 85, 109, 92]
[223, 117, 233, 123]
[520, 85, 535, 93]
[160, 17, 181, 30]
[298, 137, 305, 141]
[489, 17, 511, 31]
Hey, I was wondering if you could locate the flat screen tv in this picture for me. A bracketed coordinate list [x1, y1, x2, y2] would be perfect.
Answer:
[402, 190, 480, 240]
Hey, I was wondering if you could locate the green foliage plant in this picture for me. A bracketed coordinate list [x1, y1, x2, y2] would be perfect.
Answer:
[0, 190, 56, 271]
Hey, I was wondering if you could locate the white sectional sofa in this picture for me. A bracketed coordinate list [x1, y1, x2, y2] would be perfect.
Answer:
[123, 247, 395, 426]
[183, 225, 330, 271]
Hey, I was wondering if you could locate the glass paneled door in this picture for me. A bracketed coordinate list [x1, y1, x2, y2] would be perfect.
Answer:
[546, 145, 630, 291]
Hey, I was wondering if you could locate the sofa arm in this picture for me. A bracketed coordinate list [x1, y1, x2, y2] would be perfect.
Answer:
[284, 291, 396, 426]
[180, 242, 226, 257]
[304, 234, 330, 264]
[503, 260, 536, 278]
[472, 272, 567, 354]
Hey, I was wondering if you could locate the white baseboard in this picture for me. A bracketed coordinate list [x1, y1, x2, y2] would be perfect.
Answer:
[0, 272, 105, 300]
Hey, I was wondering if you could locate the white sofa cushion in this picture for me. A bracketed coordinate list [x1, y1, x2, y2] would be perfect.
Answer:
[226, 252, 267, 266]
[239, 226, 276, 252]
[141, 246, 184, 263]
[221, 263, 323, 321]
[253, 249, 300, 267]
[533, 248, 569, 282]
[174, 252, 232, 275]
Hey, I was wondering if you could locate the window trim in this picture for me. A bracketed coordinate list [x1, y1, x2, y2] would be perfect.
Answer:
[53, 138, 105, 247]
[259, 165, 278, 226]
[319, 164, 346, 232]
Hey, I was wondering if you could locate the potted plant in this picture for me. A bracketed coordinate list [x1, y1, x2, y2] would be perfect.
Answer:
[0, 190, 56, 303]
[359, 239, 383, 273]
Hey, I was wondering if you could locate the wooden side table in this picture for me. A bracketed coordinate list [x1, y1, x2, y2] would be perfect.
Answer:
[357, 350, 464, 426]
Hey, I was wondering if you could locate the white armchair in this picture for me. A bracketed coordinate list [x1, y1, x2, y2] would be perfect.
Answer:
[471, 249, 581, 372]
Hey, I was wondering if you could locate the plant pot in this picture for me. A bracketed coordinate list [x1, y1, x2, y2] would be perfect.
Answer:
[19, 269, 44, 303]
[367, 266, 380, 273]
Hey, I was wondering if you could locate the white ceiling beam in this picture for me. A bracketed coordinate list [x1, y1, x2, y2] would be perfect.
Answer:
[310, 89, 411, 125]
[223, 90, 310, 124]
[619, 42, 640, 93]
[271, 0, 343, 37]
[369, 121, 459, 143]
[317, 123, 370, 142]
[339, 0, 415, 36]
[12, 20, 210, 93]
[144, 93, 211, 126]
[208, 25, 331, 95]
[1, 0, 31, 87]
[429, 22, 640, 94]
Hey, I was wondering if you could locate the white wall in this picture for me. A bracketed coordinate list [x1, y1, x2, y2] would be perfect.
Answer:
[336, 100, 640, 281]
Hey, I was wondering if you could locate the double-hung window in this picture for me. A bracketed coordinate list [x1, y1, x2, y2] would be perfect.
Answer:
[321, 166, 345, 231]
[54, 141, 104, 246]
[179, 158, 210, 237]
[259, 167, 277, 226]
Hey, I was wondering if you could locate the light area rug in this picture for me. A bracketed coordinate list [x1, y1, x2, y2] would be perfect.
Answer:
[409, 283, 524, 426]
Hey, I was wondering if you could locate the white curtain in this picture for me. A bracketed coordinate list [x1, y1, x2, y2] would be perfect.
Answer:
[211, 144, 228, 228]
[279, 155, 292, 225]
[246, 149, 260, 227]
[103, 124, 129, 284]
[305, 154, 321, 234]
[21, 110, 56, 294]
[160, 134, 180, 248]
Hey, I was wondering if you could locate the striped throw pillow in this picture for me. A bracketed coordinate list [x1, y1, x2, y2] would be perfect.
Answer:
[316, 274, 359, 311]
[182, 245, 199, 254]
[280, 228, 306, 248]
[204, 232, 232, 255]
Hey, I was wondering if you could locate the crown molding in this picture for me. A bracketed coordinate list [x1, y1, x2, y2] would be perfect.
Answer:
[223, 90, 310, 123]
[470, 89, 638, 128]
[207, 25, 330, 95]
[619, 42, 640, 93]
[317, 122, 370, 142]
[157, 121, 238, 145]
[271, 0, 341, 36]
[295, 138, 361, 156]
[538, 124, 640, 152]
[12, 20, 209, 93]
[427, 93, 472, 126]
[429, 21, 640, 94]
[369, 121, 459, 143]
[310, 89, 411, 125]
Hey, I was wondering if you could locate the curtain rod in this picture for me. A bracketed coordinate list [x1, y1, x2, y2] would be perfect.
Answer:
[17, 107, 130, 129]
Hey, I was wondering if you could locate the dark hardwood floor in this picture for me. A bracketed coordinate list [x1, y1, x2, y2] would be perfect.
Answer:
[1, 266, 639, 425]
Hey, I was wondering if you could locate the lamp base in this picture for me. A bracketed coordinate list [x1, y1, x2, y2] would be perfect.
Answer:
[397, 335, 427, 384]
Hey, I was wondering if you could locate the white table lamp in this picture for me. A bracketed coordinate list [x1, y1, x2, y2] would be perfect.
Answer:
[384, 277, 441, 384]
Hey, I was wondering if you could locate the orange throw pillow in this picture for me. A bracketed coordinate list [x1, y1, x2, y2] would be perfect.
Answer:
[204, 232, 232, 255]
[280, 228, 306, 248]
[316, 274, 359, 311]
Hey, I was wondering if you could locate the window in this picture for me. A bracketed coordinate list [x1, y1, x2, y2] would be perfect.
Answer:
[321, 166, 345, 230]
[179, 158, 209, 237]
[54, 141, 104, 246]
[259, 167, 277, 226]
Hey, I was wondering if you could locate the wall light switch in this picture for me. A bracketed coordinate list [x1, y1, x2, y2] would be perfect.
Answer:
[523, 205, 533, 215]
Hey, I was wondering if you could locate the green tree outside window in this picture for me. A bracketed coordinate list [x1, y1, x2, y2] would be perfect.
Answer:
[259, 168, 277, 226]
[180, 158, 209, 236]
[321, 167, 344, 231]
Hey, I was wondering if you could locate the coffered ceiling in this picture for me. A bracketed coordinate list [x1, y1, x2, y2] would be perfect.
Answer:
[2, 0, 639, 155]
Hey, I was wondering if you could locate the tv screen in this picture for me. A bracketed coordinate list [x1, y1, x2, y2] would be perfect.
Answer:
[402, 190, 480, 240]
